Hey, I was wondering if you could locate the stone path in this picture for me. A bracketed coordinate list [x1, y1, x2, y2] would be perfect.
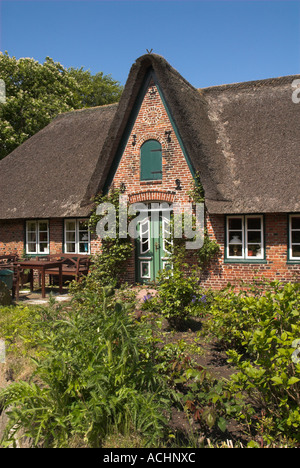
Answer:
[15, 288, 71, 305]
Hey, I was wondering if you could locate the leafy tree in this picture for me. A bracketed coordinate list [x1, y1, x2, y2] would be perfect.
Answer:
[0, 52, 123, 159]
[68, 66, 122, 108]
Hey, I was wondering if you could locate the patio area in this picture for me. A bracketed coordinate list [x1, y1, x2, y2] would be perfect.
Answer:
[0, 254, 90, 303]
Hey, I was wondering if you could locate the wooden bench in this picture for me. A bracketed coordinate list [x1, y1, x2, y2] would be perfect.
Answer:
[38, 254, 91, 283]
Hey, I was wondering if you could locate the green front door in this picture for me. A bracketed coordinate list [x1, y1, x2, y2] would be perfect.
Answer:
[136, 213, 172, 283]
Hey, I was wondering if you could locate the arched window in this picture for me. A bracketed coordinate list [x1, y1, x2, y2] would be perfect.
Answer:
[140, 139, 162, 181]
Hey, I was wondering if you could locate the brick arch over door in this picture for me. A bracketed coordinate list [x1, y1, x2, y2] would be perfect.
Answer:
[129, 191, 176, 204]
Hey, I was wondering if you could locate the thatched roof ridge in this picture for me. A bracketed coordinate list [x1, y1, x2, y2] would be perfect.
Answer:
[200, 73, 298, 93]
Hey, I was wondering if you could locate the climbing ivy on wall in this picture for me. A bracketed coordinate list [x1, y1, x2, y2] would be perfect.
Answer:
[188, 171, 221, 268]
[87, 189, 134, 288]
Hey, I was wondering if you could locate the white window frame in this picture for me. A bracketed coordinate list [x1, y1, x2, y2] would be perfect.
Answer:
[140, 260, 151, 279]
[226, 215, 264, 260]
[64, 219, 90, 254]
[26, 220, 49, 255]
[140, 218, 150, 254]
[289, 215, 300, 261]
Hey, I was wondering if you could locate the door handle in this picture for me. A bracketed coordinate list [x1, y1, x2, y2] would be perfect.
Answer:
[155, 241, 160, 251]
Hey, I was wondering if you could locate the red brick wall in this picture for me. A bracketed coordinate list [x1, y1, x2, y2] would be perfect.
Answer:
[49, 219, 63, 254]
[1, 214, 299, 289]
[201, 213, 300, 289]
[0, 219, 24, 257]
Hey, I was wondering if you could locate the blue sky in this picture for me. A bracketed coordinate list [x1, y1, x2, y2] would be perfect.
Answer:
[0, 0, 299, 88]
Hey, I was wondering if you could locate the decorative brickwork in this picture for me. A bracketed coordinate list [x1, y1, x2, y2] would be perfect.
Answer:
[129, 191, 176, 204]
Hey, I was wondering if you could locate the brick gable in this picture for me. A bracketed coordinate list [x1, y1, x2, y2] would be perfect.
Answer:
[109, 80, 194, 206]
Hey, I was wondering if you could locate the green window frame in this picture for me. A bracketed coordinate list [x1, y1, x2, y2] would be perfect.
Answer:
[140, 139, 162, 181]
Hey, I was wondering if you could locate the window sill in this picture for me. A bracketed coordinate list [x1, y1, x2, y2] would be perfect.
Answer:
[224, 259, 267, 264]
[25, 253, 49, 257]
[287, 260, 300, 265]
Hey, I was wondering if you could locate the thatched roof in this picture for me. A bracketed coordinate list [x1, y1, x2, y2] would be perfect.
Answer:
[0, 53, 299, 219]
[201, 76, 300, 213]
[84, 53, 226, 205]
[85, 53, 300, 214]
[0, 104, 117, 219]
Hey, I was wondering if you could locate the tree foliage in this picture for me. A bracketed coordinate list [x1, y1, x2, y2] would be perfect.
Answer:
[0, 51, 123, 159]
[68, 66, 122, 108]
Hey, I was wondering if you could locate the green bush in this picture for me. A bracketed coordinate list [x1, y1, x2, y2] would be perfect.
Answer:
[0, 304, 44, 362]
[0, 288, 172, 448]
[154, 263, 204, 330]
[183, 367, 249, 435]
[207, 281, 300, 445]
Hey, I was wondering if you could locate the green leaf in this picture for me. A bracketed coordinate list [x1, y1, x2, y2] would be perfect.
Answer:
[271, 376, 283, 385]
[287, 377, 300, 386]
[217, 417, 227, 433]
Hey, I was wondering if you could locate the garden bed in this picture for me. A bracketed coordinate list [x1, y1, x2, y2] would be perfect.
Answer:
[0, 280, 299, 448]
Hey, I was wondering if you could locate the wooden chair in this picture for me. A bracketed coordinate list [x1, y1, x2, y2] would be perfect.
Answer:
[41, 255, 91, 285]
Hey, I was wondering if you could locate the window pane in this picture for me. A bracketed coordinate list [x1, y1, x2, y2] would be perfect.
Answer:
[39, 222, 48, 232]
[248, 231, 262, 244]
[66, 232, 76, 242]
[66, 221, 76, 231]
[78, 220, 88, 231]
[79, 231, 89, 242]
[228, 218, 242, 230]
[66, 243, 76, 253]
[79, 243, 89, 253]
[247, 217, 261, 230]
[292, 246, 300, 258]
[27, 221, 36, 232]
[292, 231, 300, 244]
[39, 243, 48, 253]
[229, 245, 243, 257]
[28, 232, 36, 242]
[141, 261, 150, 278]
[229, 232, 243, 243]
[27, 243, 36, 253]
[292, 217, 300, 230]
[141, 221, 149, 237]
[39, 232, 48, 242]
[247, 244, 262, 257]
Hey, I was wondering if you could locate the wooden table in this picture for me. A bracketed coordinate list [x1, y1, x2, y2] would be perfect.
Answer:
[18, 260, 63, 298]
